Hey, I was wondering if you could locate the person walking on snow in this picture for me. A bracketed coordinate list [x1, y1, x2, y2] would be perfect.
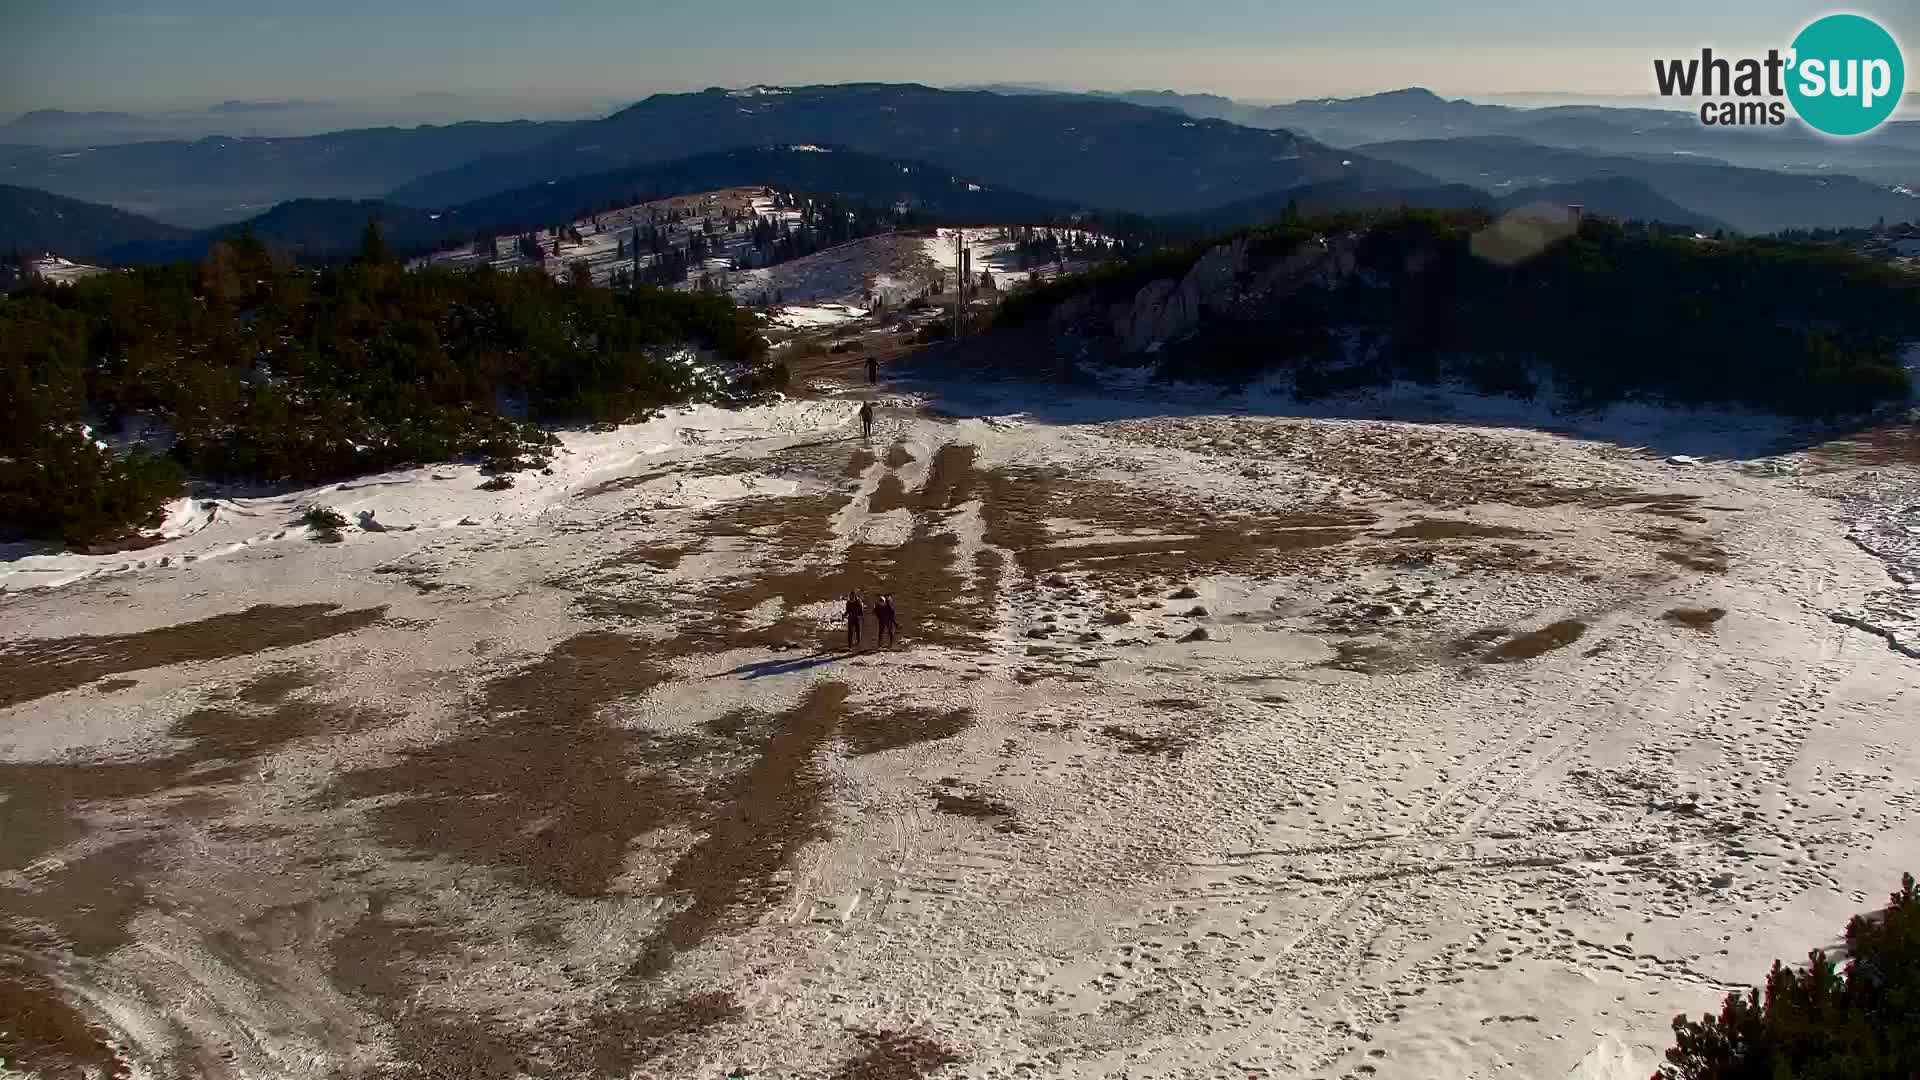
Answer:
[859, 401, 875, 440]
[844, 591, 865, 649]
[875, 594, 898, 648]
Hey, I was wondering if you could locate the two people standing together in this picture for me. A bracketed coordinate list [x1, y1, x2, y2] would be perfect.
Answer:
[844, 591, 898, 649]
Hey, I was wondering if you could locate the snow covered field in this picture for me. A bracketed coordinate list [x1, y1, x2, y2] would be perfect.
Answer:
[3, 364, 1918, 1079]
[724, 232, 943, 312]
[922, 227, 1037, 290]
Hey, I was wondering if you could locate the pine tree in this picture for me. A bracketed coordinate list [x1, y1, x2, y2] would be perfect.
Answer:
[356, 219, 392, 266]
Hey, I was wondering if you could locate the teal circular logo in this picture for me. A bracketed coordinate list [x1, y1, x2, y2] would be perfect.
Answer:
[1787, 14, 1905, 136]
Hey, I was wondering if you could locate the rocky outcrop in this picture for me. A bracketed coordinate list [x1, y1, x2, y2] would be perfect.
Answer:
[1054, 232, 1363, 355]
[1112, 278, 1194, 353]
[1046, 292, 1096, 336]
[1109, 237, 1248, 352]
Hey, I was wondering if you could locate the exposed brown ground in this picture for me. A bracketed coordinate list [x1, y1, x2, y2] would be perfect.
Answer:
[931, 788, 1017, 823]
[2, 667, 382, 957]
[1385, 519, 1542, 541]
[632, 682, 849, 976]
[1798, 421, 1920, 470]
[1639, 525, 1732, 574]
[1663, 607, 1729, 632]
[0, 603, 385, 709]
[692, 445, 996, 652]
[870, 443, 976, 516]
[841, 703, 975, 756]
[844, 448, 878, 478]
[0, 964, 132, 1080]
[1451, 627, 1515, 658]
[330, 633, 683, 899]
[571, 453, 768, 501]
[826, 1030, 966, 1080]
[979, 466, 1373, 586]
[1485, 619, 1590, 663]
[1099, 725, 1193, 758]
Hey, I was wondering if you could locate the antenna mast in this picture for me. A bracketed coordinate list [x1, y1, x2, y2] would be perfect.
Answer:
[952, 228, 964, 339]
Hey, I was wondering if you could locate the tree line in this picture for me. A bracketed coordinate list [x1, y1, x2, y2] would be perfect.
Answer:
[1, 228, 773, 547]
[999, 209, 1919, 418]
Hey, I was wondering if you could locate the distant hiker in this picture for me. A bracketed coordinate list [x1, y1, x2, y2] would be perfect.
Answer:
[844, 591, 865, 649]
[859, 401, 875, 440]
[876, 594, 898, 648]
[866, 356, 880, 385]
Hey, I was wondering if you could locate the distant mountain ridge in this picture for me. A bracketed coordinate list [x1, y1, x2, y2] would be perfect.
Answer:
[6, 145, 1080, 264]
[1355, 135, 1920, 233]
[388, 83, 1435, 216]
[0, 96, 613, 150]
[10, 82, 1917, 255]
[10, 155, 1731, 270]
[8, 109, 143, 125]
[0, 184, 190, 258]
[1113, 85, 1920, 189]
[1173, 174, 1732, 234]
[0, 119, 581, 226]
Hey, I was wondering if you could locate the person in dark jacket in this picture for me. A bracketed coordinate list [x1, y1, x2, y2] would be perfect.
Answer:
[875, 594, 898, 647]
[866, 356, 880, 385]
[859, 401, 875, 439]
[844, 591, 865, 649]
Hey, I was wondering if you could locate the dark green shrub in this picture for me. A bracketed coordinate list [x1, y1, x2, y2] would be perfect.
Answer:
[1658, 873, 1919, 1080]
[0, 432, 185, 548]
[1, 252, 768, 548]
[299, 505, 348, 543]
[299, 504, 348, 532]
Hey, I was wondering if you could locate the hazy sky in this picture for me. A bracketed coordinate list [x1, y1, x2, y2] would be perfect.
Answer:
[5, 0, 1918, 115]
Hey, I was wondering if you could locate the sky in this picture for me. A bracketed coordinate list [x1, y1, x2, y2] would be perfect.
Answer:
[4, 0, 1919, 116]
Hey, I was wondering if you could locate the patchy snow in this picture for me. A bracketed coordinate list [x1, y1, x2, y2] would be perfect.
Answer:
[723, 232, 943, 310]
[1565, 1035, 1653, 1080]
[3, 367, 1917, 1079]
[922, 226, 1039, 289]
[767, 303, 868, 328]
[1824, 453, 1920, 659]
[0, 398, 854, 594]
[921, 226, 1117, 293]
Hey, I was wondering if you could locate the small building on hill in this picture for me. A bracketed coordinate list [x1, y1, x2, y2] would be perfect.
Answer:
[27, 255, 113, 286]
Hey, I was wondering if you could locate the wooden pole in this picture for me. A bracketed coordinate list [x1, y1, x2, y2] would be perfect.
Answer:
[952, 228, 963, 339]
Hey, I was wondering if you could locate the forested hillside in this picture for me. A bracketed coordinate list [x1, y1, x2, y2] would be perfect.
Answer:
[388, 84, 1433, 213]
[0, 231, 771, 547]
[0, 184, 192, 259]
[2, 145, 1078, 265]
[1005, 210, 1920, 417]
